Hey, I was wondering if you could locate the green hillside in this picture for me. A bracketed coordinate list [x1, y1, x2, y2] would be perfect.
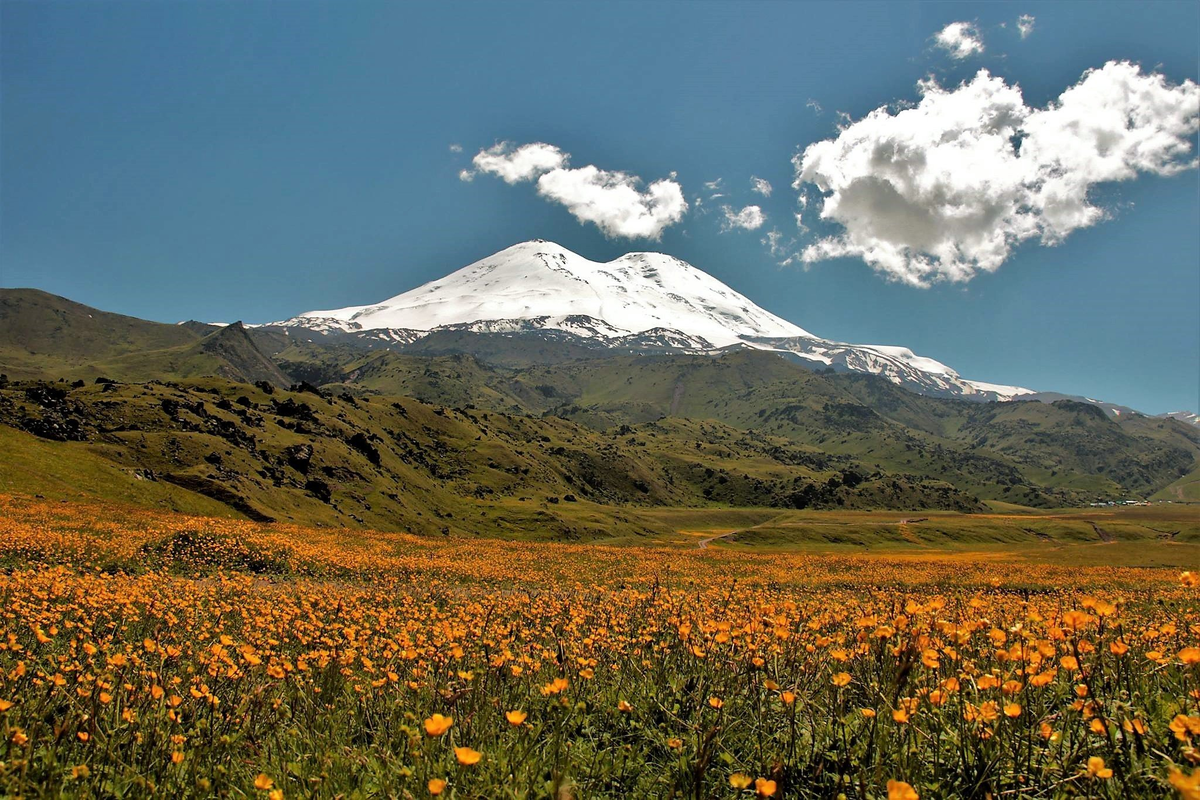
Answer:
[0, 288, 200, 377]
[3, 289, 1196, 517]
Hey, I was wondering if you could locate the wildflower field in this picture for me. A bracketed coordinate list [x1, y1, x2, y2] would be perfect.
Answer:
[1, 494, 1199, 798]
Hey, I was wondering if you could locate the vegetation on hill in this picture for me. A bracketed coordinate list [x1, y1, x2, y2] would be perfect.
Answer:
[2, 288, 1196, 520]
[0, 377, 986, 536]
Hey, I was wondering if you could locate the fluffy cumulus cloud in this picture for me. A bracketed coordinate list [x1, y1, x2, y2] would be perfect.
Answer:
[934, 22, 984, 59]
[721, 204, 766, 231]
[1017, 14, 1035, 39]
[463, 141, 687, 240]
[536, 167, 688, 240]
[751, 176, 773, 196]
[793, 61, 1200, 286]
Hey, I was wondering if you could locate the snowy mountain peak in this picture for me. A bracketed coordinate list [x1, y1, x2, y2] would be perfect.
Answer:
[278, 240, 1035, 403]
[291, 241, 810, 346]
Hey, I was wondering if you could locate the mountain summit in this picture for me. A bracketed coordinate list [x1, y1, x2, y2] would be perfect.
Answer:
[277, 240, 1032, 402]
[289, 240, 809, 346]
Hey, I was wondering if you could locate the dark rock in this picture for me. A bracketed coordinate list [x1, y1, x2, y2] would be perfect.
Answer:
[347, 432, 381, 466]
[285, 443, 314, 474]
[305, 478, 333, 503]
[25, 385, 67, 407]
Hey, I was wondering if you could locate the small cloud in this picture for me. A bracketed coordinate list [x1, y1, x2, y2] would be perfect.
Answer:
[1017, 14, 1035, 39]
[720, 204, 766, 232]
[794, 212, 807, 232]
[934, 21, 985, 59]
[537, 166, 688, 240]
[751, 176, 773, 197]
[461, 141, 569, 184]
[762, 228, 796, 259]
[462, 140, 688, 240]
[806, 99, 823, 115]
[703, 178, 723, 192]
[449, 143, 463, 153]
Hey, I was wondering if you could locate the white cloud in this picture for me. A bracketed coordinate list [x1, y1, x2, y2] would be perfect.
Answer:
[463, 141, 688, 239]
[751, 176, 773, 196]
[449, 143, 463, 153]
[934, 22, 985, 59]
[536, 166, 688, 240]
[721, 204, 766, 231]
[1017, 15, 1035, 39]
[762, 228, 795, 259]
[806, 99, 823, 115]
[704, 178, 723, 191]
[464, 141, 568, 184]
[794, 61, 1200, 286]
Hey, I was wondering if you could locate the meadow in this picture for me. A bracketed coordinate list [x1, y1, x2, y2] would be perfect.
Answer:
[1, 494, 1199, 798]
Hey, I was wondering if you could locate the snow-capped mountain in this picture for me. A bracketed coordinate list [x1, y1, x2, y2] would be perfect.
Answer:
[285, 240, 807, 346]
[275, 240, 1033, 402]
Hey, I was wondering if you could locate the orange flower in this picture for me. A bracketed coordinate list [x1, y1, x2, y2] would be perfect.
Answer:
[887, 779, 919, 800]
[454, 746, 482, 766]
[617, 700, 633, 713]
[1169, 767, 1200, 799]
[505, 710, 527, 726]
[754, 778, 777, 797]
[780, 691, 796, 706]
[254, 774, 274, 791]
[424, 713, 453, 737]
[730, 773, 753, 789]
[1086, 756, 1112, 779]
[427, 778, 448, 796]
[1003, 703, 1021, 718]
[708, 696, 724, 709]
[1181, 647, 1200, 665]
[831, 672, 852, 687]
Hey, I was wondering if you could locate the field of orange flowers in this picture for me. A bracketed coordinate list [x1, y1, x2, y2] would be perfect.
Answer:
[1, 493, 1199, 798]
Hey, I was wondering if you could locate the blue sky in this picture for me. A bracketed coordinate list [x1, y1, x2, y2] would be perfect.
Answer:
[2, 1, 1197, 413]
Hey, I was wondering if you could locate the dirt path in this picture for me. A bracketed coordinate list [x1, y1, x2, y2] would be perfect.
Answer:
[669, 382, 685, 416]
[697, 530, 737, 549]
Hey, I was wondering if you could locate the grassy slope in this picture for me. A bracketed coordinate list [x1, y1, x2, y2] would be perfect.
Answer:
[0, 288, 200, 378]
[5, 290, 1195, 509]
[0, 378, 986, 543]
[0, 425, 238, 517]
